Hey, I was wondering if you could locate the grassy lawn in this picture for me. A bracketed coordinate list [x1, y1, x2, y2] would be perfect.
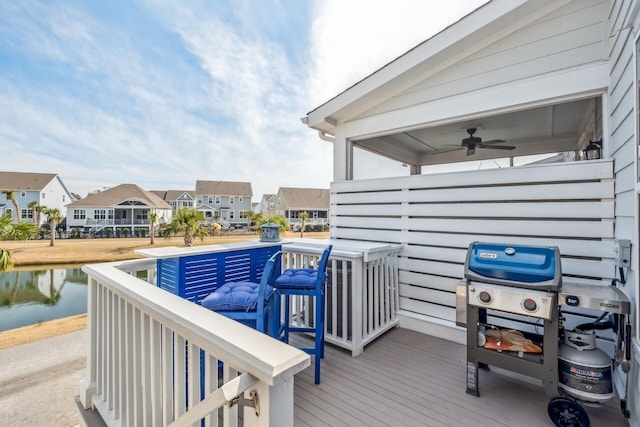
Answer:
[2, 231, 329, 267]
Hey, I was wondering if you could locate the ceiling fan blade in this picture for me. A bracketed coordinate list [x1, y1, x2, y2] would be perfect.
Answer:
[478, 144, 515, 150]
[466, 146, 475, 156]
[479, 139, 506, 145]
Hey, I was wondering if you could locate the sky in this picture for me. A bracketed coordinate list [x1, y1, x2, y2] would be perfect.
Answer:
[0, 0, 487, 199]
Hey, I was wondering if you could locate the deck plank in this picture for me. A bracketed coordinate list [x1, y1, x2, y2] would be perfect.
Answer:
[291, 328, 628, 427]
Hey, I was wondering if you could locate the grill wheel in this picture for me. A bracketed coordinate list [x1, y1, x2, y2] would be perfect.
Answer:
[547, 396, 590, 427]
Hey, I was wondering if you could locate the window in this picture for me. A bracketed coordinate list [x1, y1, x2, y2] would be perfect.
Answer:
[41, 193, 45, 199]
[215, 196, 221, 204]
[136, 211, 148, 220]
[239, 210, 247, 219]
[22, 209, 33, 219]
[230, 197, 235, 205]
[229, 211, 235, 219]
[20, 191, 26, 197]
[73, 209, 86, 220]
[208, 196, 214, 204]
[94, 210, 106, 220]
[239, 196, 243, 203]
[108, 210, 114, 219]
[63, 195, 65, 202]
[197, 197, 203, 204]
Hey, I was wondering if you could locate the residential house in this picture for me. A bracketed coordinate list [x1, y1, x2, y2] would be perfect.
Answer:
[302, 0, 639, 424]
[194, 180, 252, 228]
[151, 190, 195, 214]
[66, 183, 172, 237]
[0, 171, 73, 225]
[273, 187, 329, 230]
[259, 193, 276, 217]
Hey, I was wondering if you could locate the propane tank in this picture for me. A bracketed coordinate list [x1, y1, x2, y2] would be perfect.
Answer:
[558, 330, 614, 404]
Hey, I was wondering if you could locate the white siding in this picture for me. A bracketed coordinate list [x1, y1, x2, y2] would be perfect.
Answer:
[42, 177, 72, 219]
[609, 1, 639, 423]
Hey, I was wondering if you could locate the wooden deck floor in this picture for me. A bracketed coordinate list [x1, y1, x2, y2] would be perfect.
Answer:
[291, 328, 628, 427]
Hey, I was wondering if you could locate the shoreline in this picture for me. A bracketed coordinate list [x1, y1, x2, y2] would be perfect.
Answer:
[0, 314, 87, 350]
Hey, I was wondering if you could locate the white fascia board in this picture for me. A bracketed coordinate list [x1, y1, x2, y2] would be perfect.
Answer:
[339, 61, 609, 141]
[305, 0, 567, 132]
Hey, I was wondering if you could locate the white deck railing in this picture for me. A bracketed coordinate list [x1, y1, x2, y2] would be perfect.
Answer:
[79, 259, 309, 427]
[281, 240, 401, 356]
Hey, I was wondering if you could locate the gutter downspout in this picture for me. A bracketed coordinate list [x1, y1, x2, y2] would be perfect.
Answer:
[318, 130, 335, 143]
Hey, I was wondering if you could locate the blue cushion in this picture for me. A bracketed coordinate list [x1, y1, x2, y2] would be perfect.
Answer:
[201, 281, 274, 312]
[274, 269, 318, 289]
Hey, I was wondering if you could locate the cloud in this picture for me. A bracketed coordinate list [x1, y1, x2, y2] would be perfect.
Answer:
[0, 0, 486, 202]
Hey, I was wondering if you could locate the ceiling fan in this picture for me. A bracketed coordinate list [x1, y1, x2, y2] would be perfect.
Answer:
[458, 127, 515, 156]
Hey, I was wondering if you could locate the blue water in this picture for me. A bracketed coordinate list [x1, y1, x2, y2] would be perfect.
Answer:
[0, 266, 88, 332]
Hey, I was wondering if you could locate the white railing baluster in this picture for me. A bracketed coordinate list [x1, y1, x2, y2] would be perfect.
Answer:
[150, 318, 162, 426]
[174, 335, 186, 419]
[162, 326, 174, 424]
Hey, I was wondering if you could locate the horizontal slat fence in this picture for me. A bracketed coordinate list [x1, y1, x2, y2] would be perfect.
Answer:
[330, 159, 616, 338]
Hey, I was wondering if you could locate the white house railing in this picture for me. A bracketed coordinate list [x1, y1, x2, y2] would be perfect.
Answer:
[79, 259, 309, 427]
[281, 240, 402, 357]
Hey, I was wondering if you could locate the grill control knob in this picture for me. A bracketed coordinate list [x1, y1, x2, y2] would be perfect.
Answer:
[478, 291, 492, 304]
[522, 298, 537, 312]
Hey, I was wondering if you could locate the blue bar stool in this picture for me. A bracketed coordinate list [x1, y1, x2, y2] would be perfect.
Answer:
[274, 245, 332, 384]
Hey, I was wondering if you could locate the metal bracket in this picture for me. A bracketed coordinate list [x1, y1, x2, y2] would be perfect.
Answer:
[230, 389, 260, 417]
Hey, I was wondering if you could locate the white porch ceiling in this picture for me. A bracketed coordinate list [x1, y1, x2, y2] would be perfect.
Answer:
[352, 97, 597, 166]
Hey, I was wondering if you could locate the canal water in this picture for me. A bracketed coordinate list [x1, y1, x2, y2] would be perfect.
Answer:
[0, 265, 88, 332]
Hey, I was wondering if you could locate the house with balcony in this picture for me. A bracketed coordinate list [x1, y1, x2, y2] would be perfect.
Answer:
[66, 183, 172, 237]
[77, 1, 639, 426]
[274, 187, 330, 230]
[0, 171, 73, 225]
[151, 190, 195, 214]
[195, 180, 253, 228]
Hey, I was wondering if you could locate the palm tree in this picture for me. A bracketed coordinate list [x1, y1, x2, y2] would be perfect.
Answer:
[28, 201, 39, 226]
[0, 212, 38, 271]
[1, 189, 20, 223]
[43, 207, 63, 247]
[161, 208, 208, 247]
[298, 211, 309, 237]
[35, 205, 45, 230]
[247, 211, 263, 234]
[149, 211, 158, 245]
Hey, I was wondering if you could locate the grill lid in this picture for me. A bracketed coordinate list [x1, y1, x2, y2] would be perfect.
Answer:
[464, 242, 561, 291]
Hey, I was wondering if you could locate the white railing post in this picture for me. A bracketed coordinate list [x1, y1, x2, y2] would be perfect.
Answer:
[79, 277, 98, 409]
[244, 377, 296, 427]
[351, 256, 365, 357]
